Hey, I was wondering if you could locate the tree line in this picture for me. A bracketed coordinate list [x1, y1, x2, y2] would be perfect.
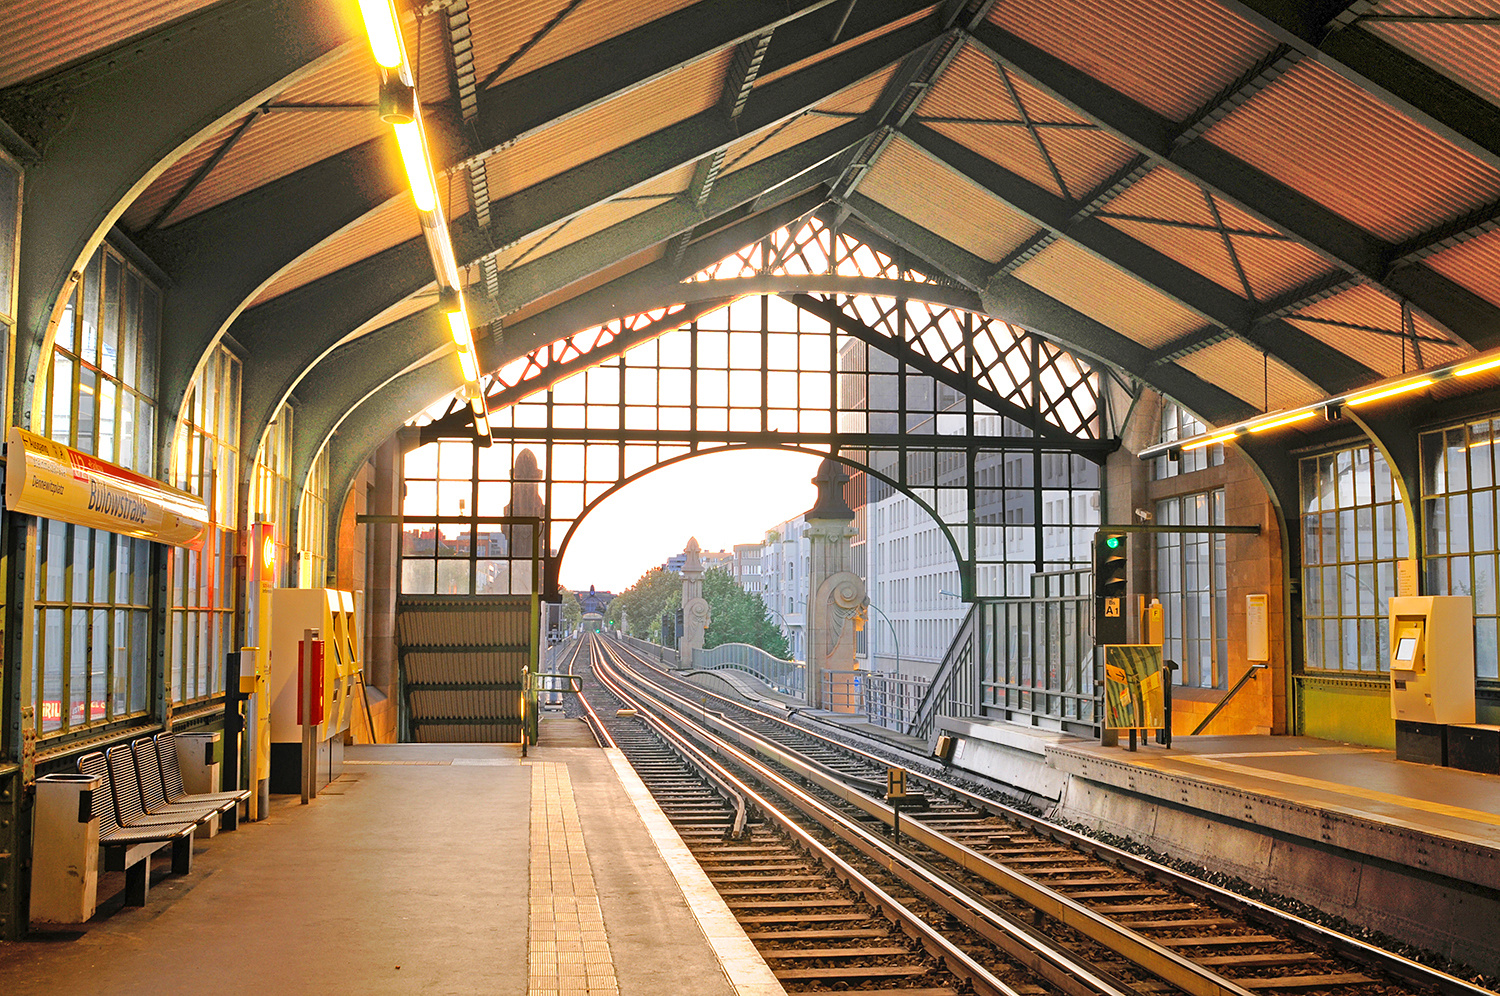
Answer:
[597, 565, 790, 659]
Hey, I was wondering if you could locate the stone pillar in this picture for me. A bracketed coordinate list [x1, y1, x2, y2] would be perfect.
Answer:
[680, 537, 711, 664]
[804, 460, 867, 711]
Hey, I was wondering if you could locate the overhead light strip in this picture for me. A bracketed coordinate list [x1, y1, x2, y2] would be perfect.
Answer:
[1140, 347, 1500, 460]
[358, 0, 491, 444]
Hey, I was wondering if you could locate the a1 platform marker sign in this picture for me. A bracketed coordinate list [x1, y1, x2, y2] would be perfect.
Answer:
[1094, 530, 1128, 646]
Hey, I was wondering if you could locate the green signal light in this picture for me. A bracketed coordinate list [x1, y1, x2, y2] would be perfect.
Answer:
[1105, 536, 1121, 549]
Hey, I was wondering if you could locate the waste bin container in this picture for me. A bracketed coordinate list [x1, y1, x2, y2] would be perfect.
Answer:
[32, 772, 102, 925]
[175, 732, 224, 837]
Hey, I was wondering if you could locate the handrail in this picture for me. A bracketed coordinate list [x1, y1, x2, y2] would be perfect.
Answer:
[1190, 663, 1268, 736]
[905, 602, 977, 739]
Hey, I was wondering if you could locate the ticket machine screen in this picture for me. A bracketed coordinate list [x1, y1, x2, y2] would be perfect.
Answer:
[1394, 636, 1417, 662]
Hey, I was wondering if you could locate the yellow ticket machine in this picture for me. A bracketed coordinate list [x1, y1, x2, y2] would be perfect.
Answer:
[1388, 595, 1475, 724]
[268, 588, 361, 793]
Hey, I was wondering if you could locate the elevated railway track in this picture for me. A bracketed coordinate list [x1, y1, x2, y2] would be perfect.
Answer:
[558, 633, 1493, 996]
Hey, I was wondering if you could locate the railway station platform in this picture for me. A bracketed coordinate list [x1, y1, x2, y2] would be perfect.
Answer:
[0, 725, 780, 996]
[942, 723, 1500, 974]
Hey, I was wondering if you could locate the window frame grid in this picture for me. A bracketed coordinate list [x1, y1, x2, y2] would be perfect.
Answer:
[1420, 418, 1500, 682]
[1299, 443, 1408, 675]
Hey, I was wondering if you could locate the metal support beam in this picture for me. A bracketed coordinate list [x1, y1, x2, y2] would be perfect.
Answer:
[3, 0, 349, 426]
[840, 191, 1254, 427]
[901, 121, 1378, 394]
[963, 21, 1500, 353]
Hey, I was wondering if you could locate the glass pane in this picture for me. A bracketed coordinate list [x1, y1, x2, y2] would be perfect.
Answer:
[401, 559, 435, 594]
[436, 559, 470, 595]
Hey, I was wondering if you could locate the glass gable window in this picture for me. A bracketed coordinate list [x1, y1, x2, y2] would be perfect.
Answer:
[32, 242, 161, 737]
[1422, 419, 1500, 680]
[168, 344, 241, 706]
[1299, 444, 1408, 674]
[1155, 489, 1227, 688]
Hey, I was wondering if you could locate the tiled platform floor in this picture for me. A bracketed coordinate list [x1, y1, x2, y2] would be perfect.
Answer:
[0, 733, 781, 995]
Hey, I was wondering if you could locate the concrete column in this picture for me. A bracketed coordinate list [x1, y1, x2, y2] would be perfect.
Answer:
[803, 460, 867, 710]
[680, 537, 711, 664]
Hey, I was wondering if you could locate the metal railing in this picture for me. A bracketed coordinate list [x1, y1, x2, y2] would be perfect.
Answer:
[859, 671, 931, 732]
[692, 643, 804, 697]
[621, 635, 680, 668]
[906, 569, 1097, 741]
[907, 605, 977, 739]
[980, 569, 1097, 737]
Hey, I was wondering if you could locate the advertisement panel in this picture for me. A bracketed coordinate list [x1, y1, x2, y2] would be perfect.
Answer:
[1103, 644, 1165, 730]
[4, 426, 208, 549]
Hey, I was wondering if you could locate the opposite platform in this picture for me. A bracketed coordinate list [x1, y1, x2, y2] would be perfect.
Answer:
[0, 730, 781, 995]
[1044, 733, 1500, 974]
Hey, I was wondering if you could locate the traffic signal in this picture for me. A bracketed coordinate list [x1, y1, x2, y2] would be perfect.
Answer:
[1094, 531, 1127, 645]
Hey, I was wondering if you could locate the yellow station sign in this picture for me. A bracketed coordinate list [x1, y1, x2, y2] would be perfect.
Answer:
[5, 426, 209, 549]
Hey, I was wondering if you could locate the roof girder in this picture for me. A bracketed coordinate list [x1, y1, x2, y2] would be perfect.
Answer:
[963, 22, 1500, 352]
[238, 138, 856, 494]
[839, 190, 1255, 427]
[900, 121, 1379, 395]
[311, 189, 838, 527]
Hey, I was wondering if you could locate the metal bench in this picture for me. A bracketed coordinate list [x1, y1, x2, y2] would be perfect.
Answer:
[131, 737, 242, 831]
[153, 733, 250, 821]
[76, 752, 196, 907]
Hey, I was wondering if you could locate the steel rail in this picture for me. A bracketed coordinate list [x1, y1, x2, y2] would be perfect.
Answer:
[603, 637, 1262, 996]
[561, 636, 617, 749]
[591, 636, 1142, 996]
[590, 639, 753, 837]
[607, 637, 1496, 996]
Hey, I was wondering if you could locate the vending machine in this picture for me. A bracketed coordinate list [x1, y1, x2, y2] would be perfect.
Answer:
[1388, 595, 1475, 725]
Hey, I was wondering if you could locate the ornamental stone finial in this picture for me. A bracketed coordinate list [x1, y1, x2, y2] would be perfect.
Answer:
[806, 458, 855, 521]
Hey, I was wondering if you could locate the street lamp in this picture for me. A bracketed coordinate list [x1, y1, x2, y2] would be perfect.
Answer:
[864, 599, 901, 675]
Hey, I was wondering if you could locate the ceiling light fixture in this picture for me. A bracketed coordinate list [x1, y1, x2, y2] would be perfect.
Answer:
[359, 0, 491, 443]
[1139, 344, 1500, 461]
[357, 0, 404, 68]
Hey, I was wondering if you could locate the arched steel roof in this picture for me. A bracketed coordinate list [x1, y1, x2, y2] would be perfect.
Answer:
[6, 0, 1500, 509]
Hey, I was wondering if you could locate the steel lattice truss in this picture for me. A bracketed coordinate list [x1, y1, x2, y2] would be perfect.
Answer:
[409, 220, 1117, 599]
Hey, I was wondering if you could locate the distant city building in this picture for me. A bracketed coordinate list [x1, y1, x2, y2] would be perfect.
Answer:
[732, 542, 763, 593]
[759, 518, 809, 662]
[664, 548, 733, 574]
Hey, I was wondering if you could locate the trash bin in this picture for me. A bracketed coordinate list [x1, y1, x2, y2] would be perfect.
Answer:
[32, 772, 102, 925]
[175, 732, 224, 837]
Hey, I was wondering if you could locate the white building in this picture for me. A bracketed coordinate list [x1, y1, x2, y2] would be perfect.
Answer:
[759, 517, 808, 661]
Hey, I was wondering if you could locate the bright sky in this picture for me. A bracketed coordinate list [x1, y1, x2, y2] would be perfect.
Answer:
[558, 448, 822, 593]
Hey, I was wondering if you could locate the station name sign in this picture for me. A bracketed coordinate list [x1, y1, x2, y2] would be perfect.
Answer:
[5, 426, 208, 549]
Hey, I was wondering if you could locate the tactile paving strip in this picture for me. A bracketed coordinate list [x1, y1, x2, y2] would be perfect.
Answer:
[529, 762, 619, 994]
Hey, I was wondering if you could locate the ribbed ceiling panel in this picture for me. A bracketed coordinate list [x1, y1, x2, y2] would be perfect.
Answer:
[987, 0, 1277, 122]
[1174, 338, 1324, 413]
[1202, 59, 1500, 243]
[120, 26, 450, 232]
[472, 0, 705, 89]
[483, 49, 732, 200]
[1285, 283, 1472, 378]
[1011, 239, 1205, 348]
[1099, 167, 1336, 300]
[1363, 4, 1500, 107]
[251, 180, 467, 305]
[860, 138, 1043, 263]
[0, 0, 220, 88]
[120, 119, 243, 232]
[1427, 228, 1500, 308]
